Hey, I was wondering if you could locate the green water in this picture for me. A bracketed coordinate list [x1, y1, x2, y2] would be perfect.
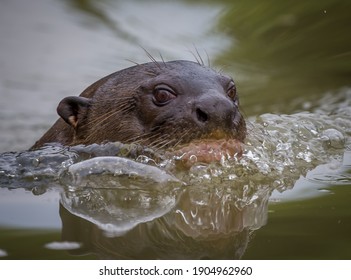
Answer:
[215, 0, 351, 116]
[246, 185, 351, 259]
[0, 0, 350, 259]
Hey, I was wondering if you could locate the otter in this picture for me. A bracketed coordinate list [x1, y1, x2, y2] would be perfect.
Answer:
[32, 60, 246, 159]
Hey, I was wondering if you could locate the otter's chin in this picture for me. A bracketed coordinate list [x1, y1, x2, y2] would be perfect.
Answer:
[171, 138, 243, 167]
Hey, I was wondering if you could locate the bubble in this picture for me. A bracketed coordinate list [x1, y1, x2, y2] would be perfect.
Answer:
[61, 159, 74, 169]
[321, 129, 345, 149]
[296, 151, 313, 163]
[189, 155, 198, 164]
[32, 158, 40, 167]
[272, 180, 282, 188]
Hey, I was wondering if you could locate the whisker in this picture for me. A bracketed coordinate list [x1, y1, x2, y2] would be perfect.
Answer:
[149, 126, 192, 150]
[155, 135, 182, 151]
[158, 52, 167, 68]
[125, 59, 140, 66]
[139, 46, 162, 69]
[175, 129, 193, 145]
[194, 45, 204, 66]
[145, 133, 169, 148]
[101, 95, 135, 100]
[141, 70, 158, 77]
[80, 108, 126, 130]
[205, 50, 211, 68]
[188, 49, 201, 65]
[124, 129, 164, 145]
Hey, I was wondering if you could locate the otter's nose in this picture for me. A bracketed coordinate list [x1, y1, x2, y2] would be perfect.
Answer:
[194, 93, 235, 128]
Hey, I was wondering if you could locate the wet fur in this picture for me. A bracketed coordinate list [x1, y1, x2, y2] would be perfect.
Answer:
[32, 58, 246, 150]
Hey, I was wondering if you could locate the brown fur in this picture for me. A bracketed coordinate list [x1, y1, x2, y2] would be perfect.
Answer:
[32, 60, 246, 150]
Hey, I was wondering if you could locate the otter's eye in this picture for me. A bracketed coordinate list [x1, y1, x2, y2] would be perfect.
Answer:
[227, 81, 237, 100]
[153, 86, 176, 106]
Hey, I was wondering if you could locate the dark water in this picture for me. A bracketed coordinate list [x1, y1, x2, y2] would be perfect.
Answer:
[0, 0, 350, 259]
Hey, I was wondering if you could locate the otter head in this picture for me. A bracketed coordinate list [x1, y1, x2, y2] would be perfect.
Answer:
[54, 60, 246, 156]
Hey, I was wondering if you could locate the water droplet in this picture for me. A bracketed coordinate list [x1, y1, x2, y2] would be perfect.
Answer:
[272, 180, 282, 188]
[321, 129, 345, 149]
[32, 158, 40, 167]
[32, 186, 46, 196]
[189, 155, 198, 164]
[61, 159, 74, 169]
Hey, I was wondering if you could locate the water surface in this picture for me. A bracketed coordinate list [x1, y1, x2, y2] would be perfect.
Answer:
[0, 0, 350, 259]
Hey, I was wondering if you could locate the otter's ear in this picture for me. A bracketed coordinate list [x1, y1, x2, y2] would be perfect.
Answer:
[57, 96, 92, 128]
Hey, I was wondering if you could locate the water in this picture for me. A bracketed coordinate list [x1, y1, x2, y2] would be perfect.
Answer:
[0, 0, 350, 259]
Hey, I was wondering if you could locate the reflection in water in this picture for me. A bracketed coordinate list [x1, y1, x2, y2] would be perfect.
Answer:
[59, 187, 262, 259]
[61, 157, 184, 237]
[58, 156, 272, 259]
[63, 0, 139, 42]
[59, 157, 267, 259]
[61, 0, 229, 60]
[215, 0, 351, 115]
